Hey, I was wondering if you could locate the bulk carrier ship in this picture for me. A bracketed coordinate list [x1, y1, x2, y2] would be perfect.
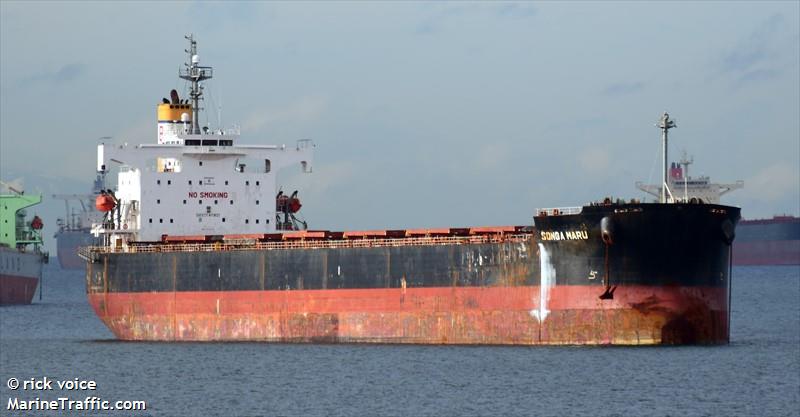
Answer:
[733, 216, 800, 265]
[1, 182, 47, 305]
[80, 36, 740, 345]
[53, 173, 104, 269]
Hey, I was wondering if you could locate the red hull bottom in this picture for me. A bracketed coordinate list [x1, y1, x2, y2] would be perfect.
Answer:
[733, 240, 800, 265]
[0, 274, 39, 305]
[88, 285, 729, 345]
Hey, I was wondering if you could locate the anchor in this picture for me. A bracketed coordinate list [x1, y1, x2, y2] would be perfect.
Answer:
[600, 216, 615, 300]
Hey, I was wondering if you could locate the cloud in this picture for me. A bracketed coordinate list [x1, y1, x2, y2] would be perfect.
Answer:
[415, 2, 535, 35]
[21, 63, 85, 86]
[719, 13, 785, 86]
[736, 68, 779, 85]
[745, 162, 799, 202]
[722, 14, 782, 72]
[415, 5, 466, 35]
[601, 81, 644, 96]
[242, 96, 328, 133]
[474, 142, 511, 171]
[495, 3, 537, 19]
[578, 147, 611, 176]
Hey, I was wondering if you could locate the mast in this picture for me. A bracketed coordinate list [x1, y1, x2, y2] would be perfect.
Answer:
[179, 34, 213, 135]
[656, 112, 676, 203]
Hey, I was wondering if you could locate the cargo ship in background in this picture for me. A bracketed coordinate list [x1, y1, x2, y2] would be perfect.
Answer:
[0, 182, 48, 305]
[635, 153, 799, 265]
[733, 216, 800, 265]
[636, 151, 744, 205]
[52, 173, 104, 269]
[79, 36, 740, 345]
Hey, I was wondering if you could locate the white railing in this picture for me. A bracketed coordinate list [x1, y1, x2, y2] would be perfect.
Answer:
[535, 207, 582, 216]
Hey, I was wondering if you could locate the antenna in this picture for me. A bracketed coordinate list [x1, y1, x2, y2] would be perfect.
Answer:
[178, 34, 213, 135]
[656, 112, 676, 203]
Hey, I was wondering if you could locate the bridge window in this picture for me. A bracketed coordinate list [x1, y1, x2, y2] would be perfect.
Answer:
[185, 140, 201, 146]
[201, 140, 218, 146]
[149, 219, 153, 223]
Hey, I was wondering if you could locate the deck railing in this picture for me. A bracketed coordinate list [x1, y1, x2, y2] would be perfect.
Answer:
[535, 206, 582, 216]
[78, 233, 533, 260]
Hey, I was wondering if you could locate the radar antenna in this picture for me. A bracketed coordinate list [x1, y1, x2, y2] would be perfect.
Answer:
[179, 34, 213, 135]
[656, 112, 677, 203]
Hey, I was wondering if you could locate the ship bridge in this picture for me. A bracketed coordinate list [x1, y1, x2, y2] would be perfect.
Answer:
[93, 35, 314, 245]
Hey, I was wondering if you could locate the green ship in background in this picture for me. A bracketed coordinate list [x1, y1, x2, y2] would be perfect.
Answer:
[0, 181, 47, 304]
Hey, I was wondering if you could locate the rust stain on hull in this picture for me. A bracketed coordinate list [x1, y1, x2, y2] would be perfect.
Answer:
[88, 285, 729, 345]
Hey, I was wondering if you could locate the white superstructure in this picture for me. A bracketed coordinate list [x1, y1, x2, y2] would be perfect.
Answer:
[636, 151, 743, 204]
[92, 35, 313, 245]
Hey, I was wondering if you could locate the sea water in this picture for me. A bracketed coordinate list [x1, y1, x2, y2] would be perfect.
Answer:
[1, 263, 798, 417]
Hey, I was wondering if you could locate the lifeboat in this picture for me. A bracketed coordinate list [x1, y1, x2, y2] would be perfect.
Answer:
[96, 193, 116, 212]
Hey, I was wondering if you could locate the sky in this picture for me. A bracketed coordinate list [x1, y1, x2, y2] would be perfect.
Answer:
[1, 1, 798, 252]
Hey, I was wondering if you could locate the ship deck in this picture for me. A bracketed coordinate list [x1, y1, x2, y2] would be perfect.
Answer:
[79, 226, 533, 260]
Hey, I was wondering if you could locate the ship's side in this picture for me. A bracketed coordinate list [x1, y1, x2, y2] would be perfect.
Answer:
[0, 247, 42, 305]
[56, 229, 97, 269]
[533, 203, 739, 344]
[86, 229, 544, 344]
[733, 216, 800, 265]
[85, 202, 739, 345]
